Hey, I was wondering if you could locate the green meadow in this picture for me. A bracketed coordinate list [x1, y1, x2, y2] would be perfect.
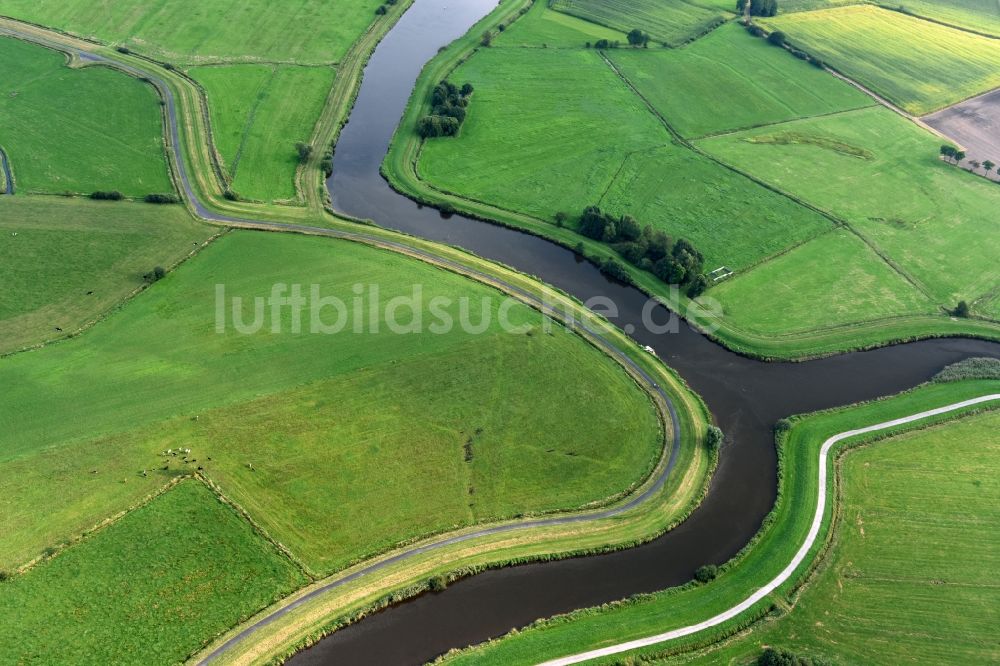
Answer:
[0, 231, 662, 574]
[551, 0, 729, 45]
[699, 106, 1000, 308]
[679, 410, 1000, 665]
[0, 37, 171, 196]
[0, 481, 306, 665]
[709, 229, 934, 333]
[0, 196, 214, 355]
[764, 5, 1000, 114]
[191, 64, 335, 201]
[440, 380, 1000, 665]
[0, 0, 386, 62]
[607, 22, 873, 138]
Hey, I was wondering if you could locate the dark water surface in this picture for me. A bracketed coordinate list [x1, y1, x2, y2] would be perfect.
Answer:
[292, 1, 1000, 663]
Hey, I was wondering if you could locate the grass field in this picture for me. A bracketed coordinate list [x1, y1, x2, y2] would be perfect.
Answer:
[496, 0, 624, 47]
[418, 47, 668, 220]
[598, 145, 833, 271]
[884, 0, 1000, 36]
[678, 410, 1000, 665]
[0, 197, 214, 355]
[551, 0, 729, 46]
[0, 481, 306, 664]
[0, 36, 172, 196]
[0, 230, 662, 574]
[191, 64, 335, 201]
[439, 379, 1000, 665]
[699, 106, 1000, 309]
[607, 23, 873, 138]
[763, 5, 1000, 114]
[0, 0, 386, 62]
[780, 0, 1000, 35]
[709, 229, 934, 332]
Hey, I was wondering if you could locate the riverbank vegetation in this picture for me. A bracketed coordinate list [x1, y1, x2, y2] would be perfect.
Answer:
[0, 36, 172, 197]
[437, 379, 1000, 665]
[417, 79, 474, 138]
[0, 196, 214, 355]
[0, 230, 662, 576]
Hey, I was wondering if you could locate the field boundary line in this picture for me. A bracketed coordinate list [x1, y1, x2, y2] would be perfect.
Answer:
[537, 392, 1000, 666]
[691, 103, 879, 141]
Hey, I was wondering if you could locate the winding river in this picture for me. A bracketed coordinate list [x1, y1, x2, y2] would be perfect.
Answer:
[283, 0, 1000, 663]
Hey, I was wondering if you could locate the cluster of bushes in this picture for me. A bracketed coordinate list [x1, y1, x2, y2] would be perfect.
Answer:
[144, 193, 179, 204]
[588, 39, 622, 49]
[738, 0, 778, 16]
[144, 266, 167, 283]
[417, 80, 474, 138]
[374, 0, 397, 15]
[758, 647, 831, 666]
[295, 141, 313, 164]
[744, 24, 824, 67]
[627, 29, 651, 47]
[90, 190, 124, 201]
[577, 206, 709, 296]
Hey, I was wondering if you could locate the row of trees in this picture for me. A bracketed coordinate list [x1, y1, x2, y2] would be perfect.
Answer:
[576, 206, 709, 296]
[417, 80, 474, 139]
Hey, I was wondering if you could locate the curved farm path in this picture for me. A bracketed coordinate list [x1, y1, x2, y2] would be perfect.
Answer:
[539, 393, 1000, 666]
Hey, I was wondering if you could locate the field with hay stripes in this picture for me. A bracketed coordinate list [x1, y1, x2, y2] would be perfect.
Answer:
[0, 0, 386, 62]
[764, 5, 1000, 114]
[551, 0, 729, 46]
